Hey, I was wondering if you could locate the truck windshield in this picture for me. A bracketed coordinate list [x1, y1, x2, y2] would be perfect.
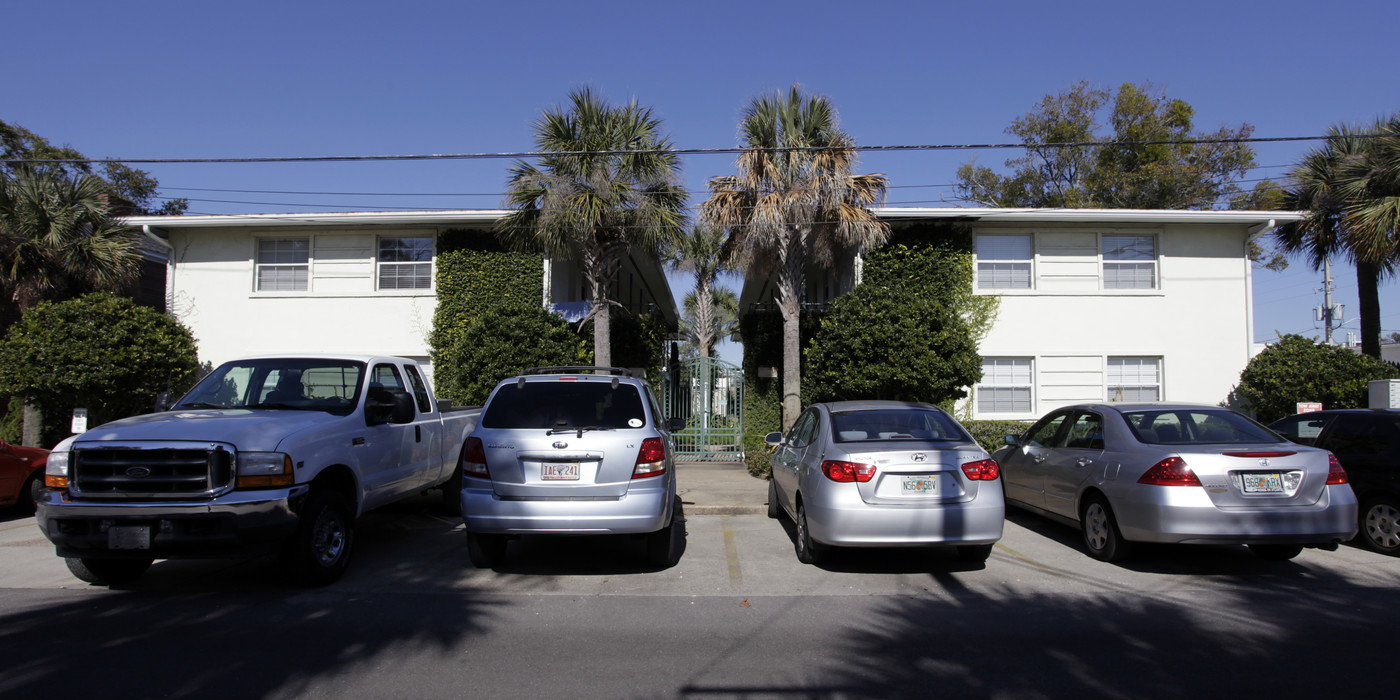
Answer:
[176, 359, 366, 416]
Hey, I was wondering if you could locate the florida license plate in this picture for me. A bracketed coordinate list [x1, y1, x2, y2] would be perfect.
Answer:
[902, 476, 937, 493]
[108, 525, 151, 550]
[542, 462, 581, 481]
[1241, 472, 1283, 494]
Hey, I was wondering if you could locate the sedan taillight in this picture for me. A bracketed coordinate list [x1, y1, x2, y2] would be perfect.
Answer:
[1326, 454, 1349, 485]
[961, 458, 1000, 481]
[821, 460, 876, 483]
[1137, 457, 1201, 486]
[463, 437, 490, 479]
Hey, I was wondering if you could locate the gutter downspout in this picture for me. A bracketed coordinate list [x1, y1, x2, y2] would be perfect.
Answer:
[1244, 220, 1276, 360]
[142, 225, 176, 315]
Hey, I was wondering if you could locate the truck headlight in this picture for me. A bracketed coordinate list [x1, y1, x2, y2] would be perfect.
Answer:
[236, 452, 294, 489]
[46, 451, 70, 489]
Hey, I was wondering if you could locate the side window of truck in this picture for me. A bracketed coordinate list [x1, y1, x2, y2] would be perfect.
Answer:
[369, 364, 409, 410]
[404, 365, 434, 414]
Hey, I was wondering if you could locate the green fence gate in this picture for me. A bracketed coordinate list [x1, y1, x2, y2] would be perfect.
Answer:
[662, 356, 744, 461]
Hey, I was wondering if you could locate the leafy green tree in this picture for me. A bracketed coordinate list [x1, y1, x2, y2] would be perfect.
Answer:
[1275, 117, 1400, 358]
[1236, 334, 1399, 422]
[498, 88, 687, 368]
[665, 225, 729, 358]
[432, 305, 586, 406]
[956, 82, 1263, 211]
[702, 84, 889, 430]
[0, 293, 199, 446]
[804, 283, 980, 403]
[1, 120, 187, 216]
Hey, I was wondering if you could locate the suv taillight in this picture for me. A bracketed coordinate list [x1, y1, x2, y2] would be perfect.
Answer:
[633, 437, 667, 479]
[463, 437, 489, 479]
[961, 458, 1000, 481]
[1326, 454, 1349, 485]
[821, 460, 876, 483]
[1137, 456, 1201, 486]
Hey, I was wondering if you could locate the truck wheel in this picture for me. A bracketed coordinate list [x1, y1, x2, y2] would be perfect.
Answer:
[282, 490, 355, 587]
[66, 557, 153, 585]
[466, 532, 506, 569]
[440, 463, 463, 517]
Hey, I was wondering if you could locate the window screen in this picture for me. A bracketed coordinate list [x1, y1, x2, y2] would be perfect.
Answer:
[256, 238, 309, 291]
[978, 357, 1032, 413]
[1103, 235, 1156, 289]
[977, 235, 1032, 289]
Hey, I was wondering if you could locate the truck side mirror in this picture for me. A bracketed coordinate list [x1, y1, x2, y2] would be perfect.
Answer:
[367, 390, 417, 426]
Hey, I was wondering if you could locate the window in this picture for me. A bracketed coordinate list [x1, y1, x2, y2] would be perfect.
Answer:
[1108, 357, 1161, 402]
[404, 365, 433, 414]
[1025, 411, 1071, 448]
[1103, 235, 1156, 289]
[256, 238, 309, 291]
[480, 382, 645, 430]
[1065, 412, 1104, 450]
[378, 237, 433, 290]
[977, 235, 1032, 289]
[977, 358, 1032, 413]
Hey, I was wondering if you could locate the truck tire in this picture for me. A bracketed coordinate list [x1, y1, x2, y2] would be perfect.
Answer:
[282, 490, 355, 587]
[440, 463, 463, 517]
[66, 557, 153, 585]
[17, 470, 43, 515]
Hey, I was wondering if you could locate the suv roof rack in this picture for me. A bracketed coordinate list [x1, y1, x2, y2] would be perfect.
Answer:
[522, 366, 634, 377]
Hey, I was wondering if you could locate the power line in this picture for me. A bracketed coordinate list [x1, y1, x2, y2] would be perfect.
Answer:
[1, 133, 1378, 167]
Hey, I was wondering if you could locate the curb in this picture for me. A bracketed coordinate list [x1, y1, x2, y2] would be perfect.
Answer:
[682, 504, 768, 516]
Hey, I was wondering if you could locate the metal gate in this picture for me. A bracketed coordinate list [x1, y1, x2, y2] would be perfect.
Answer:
[662, 356, 744, 461]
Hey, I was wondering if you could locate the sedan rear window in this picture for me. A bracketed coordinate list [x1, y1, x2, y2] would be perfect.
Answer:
[831, 409, 968, 442]
[1121, 409, 1277, 444]
[482, 381, 647, 430]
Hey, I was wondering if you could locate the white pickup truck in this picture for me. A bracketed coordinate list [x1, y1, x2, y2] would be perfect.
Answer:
[37, 354, 479, 586]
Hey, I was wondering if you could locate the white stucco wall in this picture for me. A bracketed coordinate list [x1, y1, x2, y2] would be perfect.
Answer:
[166, 226, 440, 380]
[971, 222, 1253, 420]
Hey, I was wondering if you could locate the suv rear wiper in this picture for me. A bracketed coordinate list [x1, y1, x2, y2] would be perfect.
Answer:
[547, 425, 614, 438]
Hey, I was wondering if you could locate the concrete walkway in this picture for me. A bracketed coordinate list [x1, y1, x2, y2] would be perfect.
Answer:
[674, 460, 767, 515]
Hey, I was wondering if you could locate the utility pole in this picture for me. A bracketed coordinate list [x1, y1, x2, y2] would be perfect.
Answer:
[1315, 258, 1343, 344]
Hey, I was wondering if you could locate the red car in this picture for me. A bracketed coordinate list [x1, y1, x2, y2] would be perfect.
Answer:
[0, 439, 47, 514]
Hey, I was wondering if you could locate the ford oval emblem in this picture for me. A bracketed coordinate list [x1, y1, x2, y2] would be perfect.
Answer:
[126, 466, 152, 478]
[553, 441, 568, 449]
[912, 453, 927, 462]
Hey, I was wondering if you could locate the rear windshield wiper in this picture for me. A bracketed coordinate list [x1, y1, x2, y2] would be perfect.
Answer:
[547, 425, 613, 438]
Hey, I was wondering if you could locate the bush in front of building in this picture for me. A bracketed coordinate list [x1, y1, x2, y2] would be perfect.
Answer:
[0, 293, 199, 447]
[433, 304, 588, 406]
[1237, 334, 1400, 423]
[963, 420, 1034, 454]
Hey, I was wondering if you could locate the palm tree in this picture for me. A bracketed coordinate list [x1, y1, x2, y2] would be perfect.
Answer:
[0, 166, 142, 444]
[1275, 118, 1400, 358]
[498, 88, 688, 367]
[701, 85, 889, 429]
[679, 287, 738, 359]
[665, 225, 728, 358]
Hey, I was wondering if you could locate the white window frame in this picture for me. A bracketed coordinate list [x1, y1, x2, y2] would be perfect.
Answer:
[1102, 234, 1158, 290]
[976, 234, 1034, 290]
[1107, 356, 1162, 402]
[977, 357, 1034, 414]
[377, 236, 434, 291]
[255, 238, 310, 292]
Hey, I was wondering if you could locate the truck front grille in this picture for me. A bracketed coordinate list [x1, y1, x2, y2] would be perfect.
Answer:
[72, 447, 234, 498]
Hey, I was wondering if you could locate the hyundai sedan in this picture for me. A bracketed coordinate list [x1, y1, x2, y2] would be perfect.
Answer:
[765, 401, 1004, 565]
[995, 403, 1357, 562]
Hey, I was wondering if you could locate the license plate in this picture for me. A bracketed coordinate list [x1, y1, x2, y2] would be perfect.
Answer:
[542, 462, 581, 481]
[1241, 472, 1283, 494]
[108, 525, 151, 550]
[902, 476, 937, 493]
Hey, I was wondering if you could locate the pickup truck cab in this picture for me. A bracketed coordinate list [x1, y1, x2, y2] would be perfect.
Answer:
[37, 354, 479, 586]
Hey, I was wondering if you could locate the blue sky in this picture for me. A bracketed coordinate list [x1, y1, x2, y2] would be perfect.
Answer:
[5, 0, 1399, 364]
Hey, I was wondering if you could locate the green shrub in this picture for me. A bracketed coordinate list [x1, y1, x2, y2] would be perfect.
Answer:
[0, 293, 199, 446]
[964, 420, 1033, 454]
[1237, 334, 1400, 422]
[432, 305, 586, 406]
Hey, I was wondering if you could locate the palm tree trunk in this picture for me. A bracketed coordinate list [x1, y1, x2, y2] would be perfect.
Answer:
[591, 276, 612, 368]
[695, 282, 714, 359]
[777, 236, 805, 431]
[1358, 259, 1382, 358]
[22, 401, 42, 447]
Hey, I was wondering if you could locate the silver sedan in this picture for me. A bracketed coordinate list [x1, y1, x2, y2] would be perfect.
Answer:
[766, 401, 1004, 565]
[994, 403, 1358, 562]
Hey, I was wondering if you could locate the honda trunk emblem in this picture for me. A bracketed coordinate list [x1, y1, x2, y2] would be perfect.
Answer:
[1259, 458, 1270, 468]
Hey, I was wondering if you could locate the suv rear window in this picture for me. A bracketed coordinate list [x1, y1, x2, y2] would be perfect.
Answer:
[482, 381, 647, 430]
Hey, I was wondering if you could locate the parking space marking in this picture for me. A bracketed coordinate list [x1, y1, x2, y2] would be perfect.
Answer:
[721, 515, 743, 584]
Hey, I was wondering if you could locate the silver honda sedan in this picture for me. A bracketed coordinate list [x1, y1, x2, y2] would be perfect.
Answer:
[994, 403, 1358, 562]
[765, 401, 1004, 565]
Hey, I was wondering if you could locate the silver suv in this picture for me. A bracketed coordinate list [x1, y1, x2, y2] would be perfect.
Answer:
[461, 367, 683, 568]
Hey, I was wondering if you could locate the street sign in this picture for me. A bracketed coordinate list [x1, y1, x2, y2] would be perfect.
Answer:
[1296, 402, 1323, 413]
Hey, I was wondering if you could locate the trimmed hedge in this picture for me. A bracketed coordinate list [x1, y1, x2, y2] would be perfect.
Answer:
[964, 419, 1033, 454]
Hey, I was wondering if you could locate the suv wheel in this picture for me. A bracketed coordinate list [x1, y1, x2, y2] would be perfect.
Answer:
[467, 532, 507, 569]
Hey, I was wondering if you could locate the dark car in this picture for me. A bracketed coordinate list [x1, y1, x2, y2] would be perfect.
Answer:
[0, 439, 47, 514]
[1269, 409, 1400, 555]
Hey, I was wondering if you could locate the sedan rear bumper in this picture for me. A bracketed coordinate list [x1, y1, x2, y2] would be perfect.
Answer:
[805, 487, 1005, 547]
[1114, 484, 1358, 544]
[461, 477, 674, 535]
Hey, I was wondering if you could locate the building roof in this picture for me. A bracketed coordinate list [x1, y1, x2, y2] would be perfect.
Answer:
[872, 207, 1304, 227]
